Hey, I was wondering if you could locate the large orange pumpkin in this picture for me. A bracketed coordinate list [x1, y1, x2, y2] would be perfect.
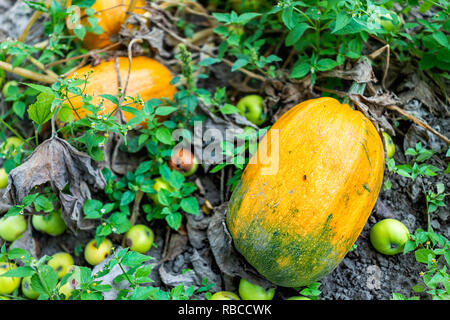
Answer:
[64, 56, 177, 123]
[226, 97, 385, 287]
[80, 0, 147, 50]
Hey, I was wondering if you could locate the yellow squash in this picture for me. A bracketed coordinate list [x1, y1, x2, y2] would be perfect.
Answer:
[227, 97, 385, 287]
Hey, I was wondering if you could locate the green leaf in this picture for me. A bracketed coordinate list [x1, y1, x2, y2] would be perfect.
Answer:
[166, 212, 182, 230]
[290, 63, 310, 78]
[333, 13, 352, 33]
[57, 104, 75, 123]
[120, 191, 135, 207]
[415, 248, 434, 264]
[316, 59, 336, 71]
[122, 251, 152, 269]
[285, 23, 309, 46]
[155, 127, 173, 145]
[232, 58, 249, 71]
[0, 266, 34, 278]
[219, 104, 240, 115]
[155, 107, 178, 116]
[180, 197, 199, 215]
[27, 92, 55, 125]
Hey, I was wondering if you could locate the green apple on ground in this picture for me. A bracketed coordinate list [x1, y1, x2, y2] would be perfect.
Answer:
[32, 210, 67, 236]
[0, 262, 21, 295]
[168, 148, 199, 177]
[376, 10, 402, 32]
[125, 224, 154, 254]
[1, 81, 18, 98]
[21, 276, 40, 299]
[238, 278, 275, 300]
[370, 219, 410, 255]
[48, 252, 74, 279]
[236, 95, 267, 126]
[287, 296, 311, 300]
[0, 168, 7, 189]
[58, 280, 76, 300]
[0, 136, 23, 157]
[0, 214, 27, 242]
[84, 238, 113, 266]
[147, 177, 176, 206]
[210, 291, 240, 300]
[382, 132, 395, 159]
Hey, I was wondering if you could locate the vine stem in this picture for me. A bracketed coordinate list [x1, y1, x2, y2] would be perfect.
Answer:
[121, 191, 144, 247]
[0, 117, 32, 147]
[0, 60, 57, 84]
[17, 0, 53, 43]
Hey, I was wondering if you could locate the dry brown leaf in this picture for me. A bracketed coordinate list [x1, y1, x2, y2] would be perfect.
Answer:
[322, 59, 377, 84]
[207, 203, 276, 290]
[4, 137, 106, 231]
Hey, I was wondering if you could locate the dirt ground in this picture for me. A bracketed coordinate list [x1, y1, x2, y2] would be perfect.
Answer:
[0, 0, 449, 300]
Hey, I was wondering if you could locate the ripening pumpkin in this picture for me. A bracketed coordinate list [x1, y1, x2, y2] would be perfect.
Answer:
[226, 97, 385, 287]
[79, 0, 147, 50]
[63, 56, 177, 124]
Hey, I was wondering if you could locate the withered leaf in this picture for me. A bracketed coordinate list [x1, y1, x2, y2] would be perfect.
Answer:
[4, 137, 106, 231]
[207, 203, 276, 290]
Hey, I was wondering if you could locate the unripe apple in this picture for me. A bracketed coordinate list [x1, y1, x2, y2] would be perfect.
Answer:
[84, 238, 113, 266]
[376, 11, 402, 33]
[0, 262, 21, 295]
[48, 252, 74, 279]
[168, 148, 199, 177]
[382, 132, 395, 159]
[21, 276, 40, 299]
[236, 95, 267, 126]
[370, 219, 410, 255]
[0, 168, 8, 189]
[147, 177, 176, 206]
[32, 210, 66, 236]
[210, 291, 240, 300]
[125, 224, 154, 254]
[0, 136, 23, 157]
[287, 296, 311, 300]
[238, 278, 275, 300]
[0, 214, 27, 242]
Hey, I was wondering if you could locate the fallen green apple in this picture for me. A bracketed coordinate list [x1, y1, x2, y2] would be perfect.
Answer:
[168, 148, 199, 177]
[1, 136, 23, 157]
[21, 276, 40, 299]
[125, 224, 154, 254]
[210, 291, 240, 300]
[287, 296, 311, 300]
[48, 252, 74, 279]
[236, 95, 267, 126]
[382, 132, 395, 159]
[238, 278, 275, 300]
[147, 177, 176, 206]
[0, 168, 8, 189]
[370, 219, 410, 255]
[84, 238, 113, 266]
[0, 214, 27, 242]
[0, 262, 21, 295]
[32, 210, 66, 236]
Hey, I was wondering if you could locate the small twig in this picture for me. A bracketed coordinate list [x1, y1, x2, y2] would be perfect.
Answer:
[46, 42, 121, 68]
[385, 105, 450, 145]
[0, 60, 57, 84]
[27, 55, 59, 79]
[314, 86, 450, 145]
[149, 17, 266, 82]
[220, 168, 225, 203]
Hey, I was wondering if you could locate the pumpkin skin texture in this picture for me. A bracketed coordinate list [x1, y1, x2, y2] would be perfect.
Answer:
[226, 97, 385, 287]
[81, 0, 147, 50]
[64, 56, 177, 124]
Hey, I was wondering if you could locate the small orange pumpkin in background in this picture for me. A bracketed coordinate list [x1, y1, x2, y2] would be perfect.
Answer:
[77, 0, 147, 50]
[63, 56, 177, 124]
[227, 97, 385, 287]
